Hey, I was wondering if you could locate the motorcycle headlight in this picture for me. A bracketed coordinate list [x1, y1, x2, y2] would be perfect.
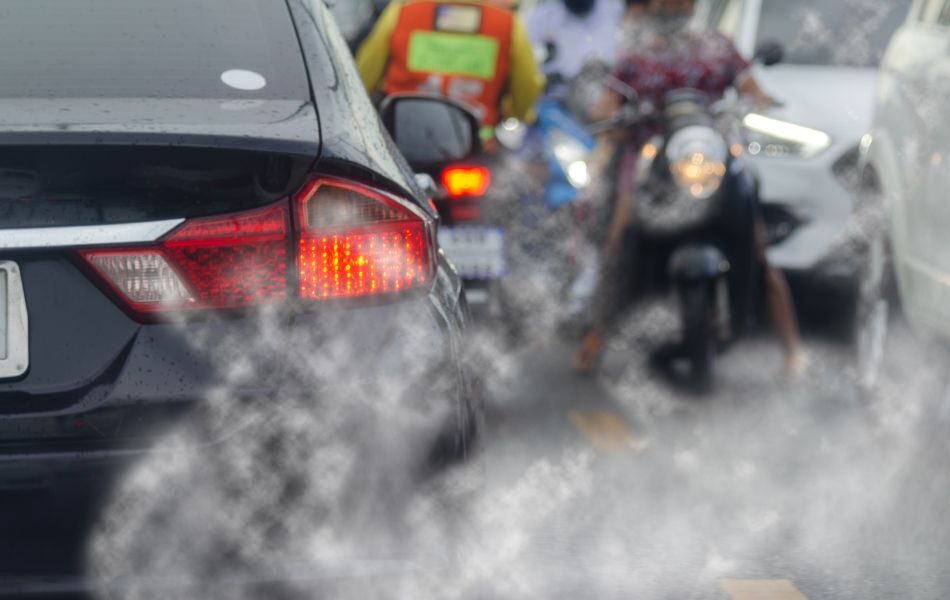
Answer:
[742, 113, 832, 159]
[666, 126, 728, 200]
[549, 129, 592, 189]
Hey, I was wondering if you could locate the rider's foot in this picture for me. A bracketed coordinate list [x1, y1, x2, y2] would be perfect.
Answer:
[782, 351, 810, 377]
[574, 328, 605, 375]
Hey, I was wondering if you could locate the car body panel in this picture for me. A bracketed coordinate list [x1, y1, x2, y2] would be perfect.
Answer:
[745, 67, 876, 269]
[287, 0, 425, 201]
[753, 67, 877, 140]
[869, 0, 950, 337]
[0, 98, 321, 157]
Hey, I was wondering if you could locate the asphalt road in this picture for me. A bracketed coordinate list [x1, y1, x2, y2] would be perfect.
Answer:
[470, 304, 950, 599]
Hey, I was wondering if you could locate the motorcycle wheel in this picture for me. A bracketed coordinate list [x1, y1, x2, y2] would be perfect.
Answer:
[682, 283, 717, 391]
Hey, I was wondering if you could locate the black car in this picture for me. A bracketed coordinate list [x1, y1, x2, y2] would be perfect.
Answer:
[0, 0, 482, 592]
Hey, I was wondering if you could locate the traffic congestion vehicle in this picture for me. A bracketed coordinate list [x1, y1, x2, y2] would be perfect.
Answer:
[590, 87, 767, 389]
[867, 0, 950, 343]
[698, 0, 910, 320]
[0, 0, 483, 588]
[430, 92, 595, 323]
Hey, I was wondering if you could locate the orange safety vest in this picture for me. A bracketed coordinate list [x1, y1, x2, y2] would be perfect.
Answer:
[384, 1, 513, 126]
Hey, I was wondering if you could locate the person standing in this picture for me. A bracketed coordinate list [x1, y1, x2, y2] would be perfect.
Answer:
[524, 0, 625, 83]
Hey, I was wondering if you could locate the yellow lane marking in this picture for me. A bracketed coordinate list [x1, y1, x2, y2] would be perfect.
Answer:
[568, 410, 648, 452]
[720, 579, 809, 600]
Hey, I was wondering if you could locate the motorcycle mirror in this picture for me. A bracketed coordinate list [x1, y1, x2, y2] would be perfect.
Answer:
[379, 94, 482, 170]
[753, 41, 784, 67]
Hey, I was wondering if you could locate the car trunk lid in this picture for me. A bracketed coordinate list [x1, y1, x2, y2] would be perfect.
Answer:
[0, 98, 320, 159]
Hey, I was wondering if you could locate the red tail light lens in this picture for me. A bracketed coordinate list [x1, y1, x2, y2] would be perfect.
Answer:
[81, 201, 290, 316]
[80, 177, 432, 318]
[295, 177, 434, 300]
[442, 166, 491, 198]
[162, 204, 289, 307]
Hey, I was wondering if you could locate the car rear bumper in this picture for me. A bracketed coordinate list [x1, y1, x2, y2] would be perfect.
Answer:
[0, 559, 424, 599]
[0, 284, 472, 587]
[0, 287, 469, 489]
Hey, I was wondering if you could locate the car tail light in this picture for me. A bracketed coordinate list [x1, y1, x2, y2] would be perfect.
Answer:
[295, 177, 434, 300]
[80, 177, 432, 319]
[442, 166, 491, 198]
[81, 201, 290, 316]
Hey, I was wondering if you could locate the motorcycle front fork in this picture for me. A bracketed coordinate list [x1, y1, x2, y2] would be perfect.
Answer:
[714, 277, 733, 342]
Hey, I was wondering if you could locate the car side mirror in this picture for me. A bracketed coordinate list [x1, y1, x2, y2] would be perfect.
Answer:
[379, 94, 482, 170]
[754, 41, 784, 67]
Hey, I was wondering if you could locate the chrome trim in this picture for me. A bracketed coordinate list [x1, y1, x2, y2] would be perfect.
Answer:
[0, 262, 29, 380]
[0, 220, 184, 250]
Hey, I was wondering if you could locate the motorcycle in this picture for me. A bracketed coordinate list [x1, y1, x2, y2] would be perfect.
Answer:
[596, 88, 762, 389]
[430, 111, 593, 331]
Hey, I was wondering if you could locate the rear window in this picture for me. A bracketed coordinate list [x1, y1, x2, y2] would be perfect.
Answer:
[0, 0, 309, 99]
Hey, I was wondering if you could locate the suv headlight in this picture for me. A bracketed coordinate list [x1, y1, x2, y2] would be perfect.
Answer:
[666, 126, 728, 200]
[742, 113, 832, 159]
[549, 129, 592, 189]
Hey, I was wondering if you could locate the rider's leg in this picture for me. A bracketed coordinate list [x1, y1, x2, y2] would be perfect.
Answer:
[574, 219, 638, 373]
[574, 147, 639, 374]
[755, 219, 807, 374]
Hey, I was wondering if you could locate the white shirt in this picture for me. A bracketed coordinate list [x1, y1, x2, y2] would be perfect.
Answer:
[524, 0, 624, 81]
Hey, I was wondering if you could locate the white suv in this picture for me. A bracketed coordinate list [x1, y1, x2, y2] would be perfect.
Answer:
[699, 0, 909, 322]
[867, 0, 950, 339]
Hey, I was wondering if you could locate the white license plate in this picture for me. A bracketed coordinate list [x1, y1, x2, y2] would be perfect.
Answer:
[0, 261, 29, 379]
[438, 226, 506, 280]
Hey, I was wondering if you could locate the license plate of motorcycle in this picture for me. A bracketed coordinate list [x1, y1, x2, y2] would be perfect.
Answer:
[438, 226, 506, 280]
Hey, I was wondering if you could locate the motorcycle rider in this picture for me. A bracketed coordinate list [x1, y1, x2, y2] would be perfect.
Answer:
[564, 0, 650, 321]
[574, 0, 807, 375]
[356, 0, 545, 129]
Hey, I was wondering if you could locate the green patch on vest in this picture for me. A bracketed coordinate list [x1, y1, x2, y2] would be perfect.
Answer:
[407, 32, 499, 80]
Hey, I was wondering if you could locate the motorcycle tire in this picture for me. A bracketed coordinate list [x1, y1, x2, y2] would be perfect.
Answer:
[682, 283, 717, 391]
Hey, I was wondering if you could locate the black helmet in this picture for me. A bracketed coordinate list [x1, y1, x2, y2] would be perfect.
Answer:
[564, 0, 596, 17]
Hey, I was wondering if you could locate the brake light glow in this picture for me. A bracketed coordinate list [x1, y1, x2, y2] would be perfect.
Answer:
[442, 166, 491, 198]
[295, 178, 433, 300]
[80, 177, 432, 318]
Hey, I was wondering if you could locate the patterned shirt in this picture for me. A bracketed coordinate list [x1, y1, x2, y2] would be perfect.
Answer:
[613, 26, 751, 112]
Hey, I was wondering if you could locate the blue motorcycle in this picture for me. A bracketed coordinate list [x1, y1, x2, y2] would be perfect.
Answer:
[524, 97, 596, 210]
